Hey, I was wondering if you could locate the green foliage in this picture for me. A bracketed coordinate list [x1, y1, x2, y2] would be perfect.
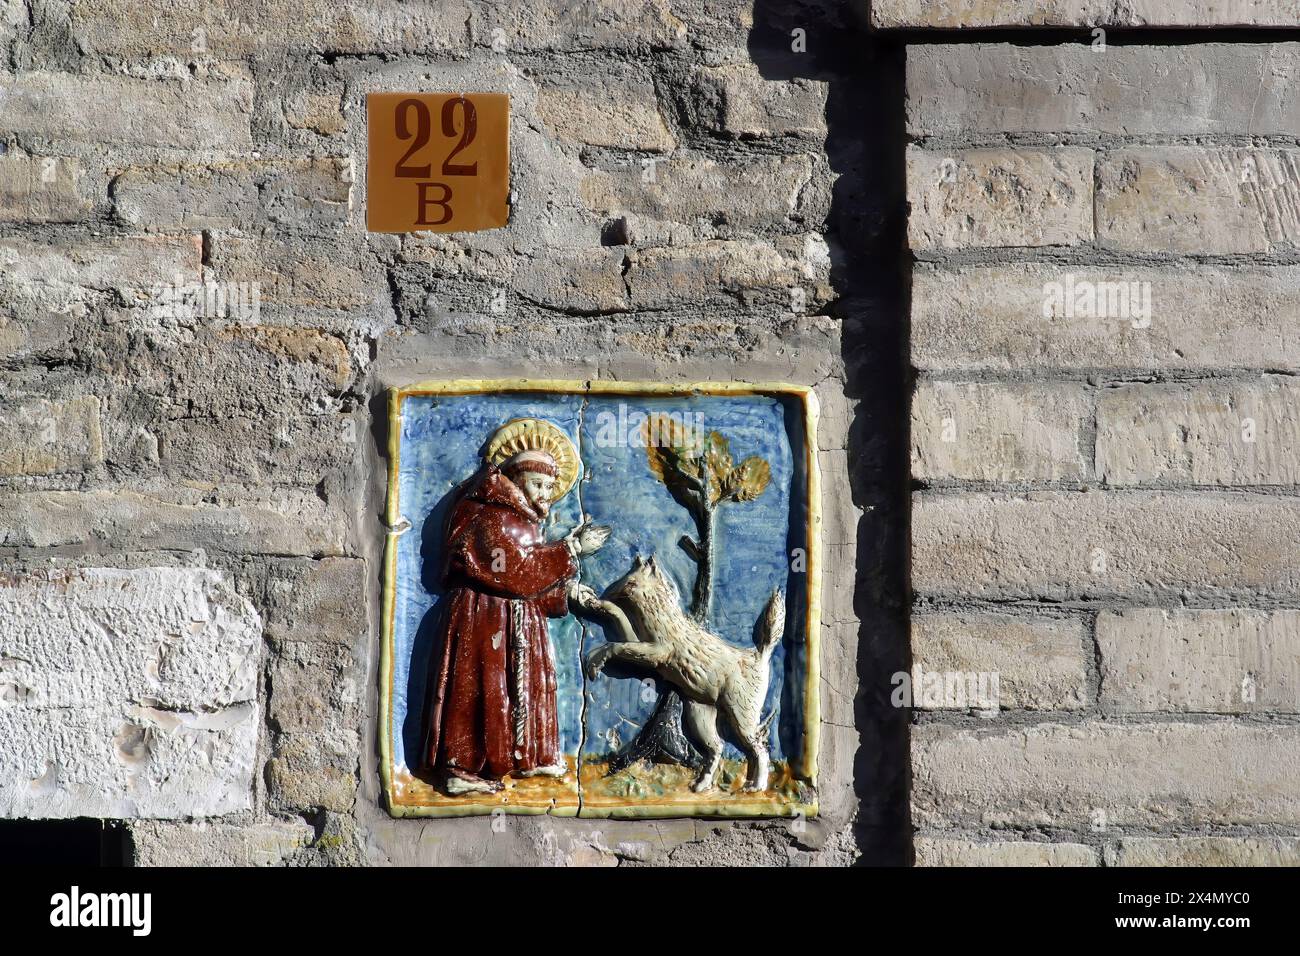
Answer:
[643, 414, 771, 512]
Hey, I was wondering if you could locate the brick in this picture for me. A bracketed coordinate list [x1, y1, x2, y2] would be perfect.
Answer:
[1097, 379, 1300, 486]
[0, 568, 260, 818]
[267, 735, 357, 814]
[155, 414, 355, 486]
[626, 236, 830, 310]
[399, 240, 630, 315]
[907, 147, 1093, 250]
[208, 235, 373, 309]
[268, 642, 357, 741]
[538, 78, 675, 151]
[160, 327, 356, 419]
[0, 488, 347, 556]
[0, 312, 81, 367]
[913, 490, 1300, 601]
[130, 820, 315, 867]
[0, 234, 201, 297]
[0, 154, 93, 222]
[0, 396, 103, 477]
[285, 90, 346, 136]
[263, 557, 368, 647]
[1106, 836, 1300, 867]
[881, 1, 1296, 29]
[0, 0, 19, 54]
[913, 721, 1300, 828]
[1098, 148, 1300, 255]
[911, 381, 1087, 482]
[912, 612, 1088, 710]
[908, 43, 1300, 138]
[1098, 609, 1300, 714]
[915, 837, 1098, 867]
[297, 812, 364, 865]
[511, 249, 631, 315]
[112, 158, 352, 231]
[694, 65, 828, 139]
[580, 154, 813, 231]
[666, 0, 752, 50]
[265, 639, 358, 813]
[912, 263, 1300, 374]
[470, 0, 685, 53]
[70, 0, 471, 58]
[0, 72, 252, 151]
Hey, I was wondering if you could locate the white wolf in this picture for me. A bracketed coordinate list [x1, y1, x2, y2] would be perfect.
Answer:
[577, 555, 784, 792]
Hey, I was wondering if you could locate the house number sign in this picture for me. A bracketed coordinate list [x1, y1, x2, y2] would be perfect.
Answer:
[366, 92, 509, 233]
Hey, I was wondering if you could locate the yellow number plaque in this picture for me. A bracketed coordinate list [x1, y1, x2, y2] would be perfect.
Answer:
[366, 92, 509, 234]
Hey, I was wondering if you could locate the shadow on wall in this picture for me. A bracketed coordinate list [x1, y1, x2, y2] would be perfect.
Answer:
[746, 0, 912, 865]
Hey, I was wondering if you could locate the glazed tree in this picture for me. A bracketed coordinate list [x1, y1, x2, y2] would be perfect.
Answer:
[607, 414, 771, 774]
[644, 416, 771, 623]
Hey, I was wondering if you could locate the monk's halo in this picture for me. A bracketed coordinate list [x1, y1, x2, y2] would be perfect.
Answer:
[484, 418, 581, 501]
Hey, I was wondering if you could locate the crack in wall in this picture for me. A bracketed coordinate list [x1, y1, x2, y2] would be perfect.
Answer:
[573, 383, 591, 816]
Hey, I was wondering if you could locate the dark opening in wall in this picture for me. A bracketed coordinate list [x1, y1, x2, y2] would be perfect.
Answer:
[0, 819, 128, 866]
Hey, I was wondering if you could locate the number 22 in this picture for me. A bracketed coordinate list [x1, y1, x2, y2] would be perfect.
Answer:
[394, 97, 479, 178]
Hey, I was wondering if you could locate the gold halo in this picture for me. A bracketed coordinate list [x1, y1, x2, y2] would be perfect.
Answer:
[484, 418, 580, 501]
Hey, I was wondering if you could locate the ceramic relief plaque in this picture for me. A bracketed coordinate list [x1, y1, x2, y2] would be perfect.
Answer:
[380, 380, 820, 818]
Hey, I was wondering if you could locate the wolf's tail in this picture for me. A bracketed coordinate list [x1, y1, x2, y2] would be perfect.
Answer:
[754, 588, 785, 660]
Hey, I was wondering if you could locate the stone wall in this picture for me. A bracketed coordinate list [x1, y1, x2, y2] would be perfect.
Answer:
[0, 0, 906, 866]
[5, 0, 1296, 868]
[905, 27, 1300, 865]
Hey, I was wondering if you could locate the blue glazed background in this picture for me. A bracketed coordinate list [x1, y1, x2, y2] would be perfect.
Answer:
[391, 390, 810, 774]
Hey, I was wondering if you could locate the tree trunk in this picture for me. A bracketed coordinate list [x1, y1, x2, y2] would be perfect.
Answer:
[606, 689, 702, 773]
[689, 503, 715, 622]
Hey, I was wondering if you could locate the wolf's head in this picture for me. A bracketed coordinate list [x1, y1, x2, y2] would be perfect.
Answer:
[602, 553, 682, 613]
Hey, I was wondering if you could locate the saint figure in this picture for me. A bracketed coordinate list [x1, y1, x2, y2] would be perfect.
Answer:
[422, 418, 609, 795]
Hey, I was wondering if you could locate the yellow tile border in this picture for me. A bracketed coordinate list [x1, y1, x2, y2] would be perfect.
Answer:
[379, 379, 821, 819]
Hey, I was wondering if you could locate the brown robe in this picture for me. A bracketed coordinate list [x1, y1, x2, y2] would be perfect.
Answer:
[423, 464, 577, 779]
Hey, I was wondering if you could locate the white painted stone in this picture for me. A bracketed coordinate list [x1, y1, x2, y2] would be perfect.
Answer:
[879, 1, 1297, 28]
[1096, 379, 1300, 486]
[915, 837, 1098, 867]
[912, 263, 1300, 374]
[912, 612, 1088, 710]
[131, 820, 315, 867]
[907, 43, 1300, 139]
[908, 147, 1094, 250]
[912, 380, 1088, 482]
[1107, 836, 1300, 867]
[0, 568, 262, 819]
[1097, 147, 1300, 255]
[913, 721, 1300, 828]
[1098, 608, 1300, 713]
[913, 490, 1300, 601]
